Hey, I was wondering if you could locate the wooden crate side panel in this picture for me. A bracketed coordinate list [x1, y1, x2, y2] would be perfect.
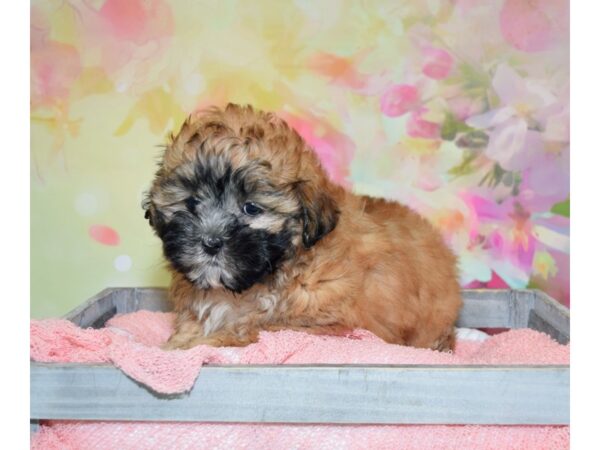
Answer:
[62, 288, 569, 342]
[63, 288, 169, 328]
[63, 288, 118, 328]
[134, 288, 170, 312]
[30, 363, 569, 425]
[530, 291, 570, 344]
[456, 290, 533, 328]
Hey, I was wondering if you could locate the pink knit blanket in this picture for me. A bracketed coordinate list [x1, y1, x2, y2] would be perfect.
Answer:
[30, 311, 570, 449]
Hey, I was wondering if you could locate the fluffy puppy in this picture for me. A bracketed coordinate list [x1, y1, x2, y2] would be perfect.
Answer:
[144, 104, 463, 351]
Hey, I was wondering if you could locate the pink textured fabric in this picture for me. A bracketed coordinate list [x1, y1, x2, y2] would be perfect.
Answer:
[31, 311, 569, 394]
[32, 421, 568, 450]
[30, 311, 570, 449]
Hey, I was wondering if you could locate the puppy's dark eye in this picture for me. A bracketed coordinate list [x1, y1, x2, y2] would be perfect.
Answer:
[243, 202, 263, 216]
[185, 197, 200, 212]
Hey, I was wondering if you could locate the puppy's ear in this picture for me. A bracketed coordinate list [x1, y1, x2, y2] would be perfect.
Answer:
[295, 181, 340, 248]
[142, 195, 165, 232]
[142, 195, 154, 227]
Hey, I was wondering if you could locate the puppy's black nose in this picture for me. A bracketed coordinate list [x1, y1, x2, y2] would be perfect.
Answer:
[202, 236, 224, 255]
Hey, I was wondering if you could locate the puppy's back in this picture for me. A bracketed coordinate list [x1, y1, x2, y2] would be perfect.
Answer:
[340, 194, 462, 350]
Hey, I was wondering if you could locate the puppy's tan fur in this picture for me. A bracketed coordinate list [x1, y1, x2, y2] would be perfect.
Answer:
[149, 104, 462, 351]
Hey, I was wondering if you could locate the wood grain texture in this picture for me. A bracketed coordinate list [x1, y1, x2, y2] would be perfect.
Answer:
[30, 363, 569, 425]
[456, 289, 534, 329]
[530, 291, 570, 344]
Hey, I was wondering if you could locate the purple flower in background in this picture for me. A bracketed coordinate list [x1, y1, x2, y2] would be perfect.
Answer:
[467, 65, 555, 170]
[466, 64, 569, 204]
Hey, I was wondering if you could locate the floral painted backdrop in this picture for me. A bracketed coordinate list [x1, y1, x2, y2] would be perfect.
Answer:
[31, 0, 569, 317]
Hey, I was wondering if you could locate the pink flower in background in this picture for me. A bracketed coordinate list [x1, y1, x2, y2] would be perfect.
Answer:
[446, 96, 486, 121]
[406, 109, 441, 139]
[500, 0, 569, 52]
[380, 84, 420, 117]
[89, 225, 120, 246]
[53, 0, 175, 94]
[31, 40, 82, 108]
[422, 47, 454, 80]
[486, 230, 505, 254]
[505, 226, 537, 272]
[99, 0, 174, 44]
[458, 174, 569, 290]
[458, 193, 537, 286]
[280, 112, 355, 187]
[460, 193, 512, 243]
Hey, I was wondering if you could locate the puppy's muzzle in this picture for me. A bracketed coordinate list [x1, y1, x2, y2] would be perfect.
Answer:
[202, 236, 224, 255]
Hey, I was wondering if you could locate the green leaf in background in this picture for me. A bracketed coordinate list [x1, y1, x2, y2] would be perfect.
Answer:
[459, 63, 491, 91]
[441, 112, 474, 141]
[526, 278, 542, 290]
[551, 198, 570, 217]
[511, 172, 522, 196]
[456, 130, 489, 148]
[448, 149, 479, 178]
[479, 163, 507, 188]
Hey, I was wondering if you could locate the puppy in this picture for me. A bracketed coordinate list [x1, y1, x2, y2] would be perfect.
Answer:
[144, 104, 463, 351]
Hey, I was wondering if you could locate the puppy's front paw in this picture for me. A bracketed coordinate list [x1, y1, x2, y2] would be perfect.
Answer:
[161, 326, 260, 350]
[160, 339, 189, 351]
[160, 333, 209, 351]
[160, 334, 241, 350]
[160, 340, 187, 351]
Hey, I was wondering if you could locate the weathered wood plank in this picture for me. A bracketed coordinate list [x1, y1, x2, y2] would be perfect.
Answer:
[66, 288, 565, 333]
[530, 291, 570, 344]
[63, 288, 118, 328]
[30, 363, 569, 425]
[456, 289, 534, 328]
[134, 287, 171, 312]
[64, 288, 170, 328]
[62, 288, 571, 342]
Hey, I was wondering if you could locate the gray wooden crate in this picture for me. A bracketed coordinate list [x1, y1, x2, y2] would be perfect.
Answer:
[30, 288, 569, 429]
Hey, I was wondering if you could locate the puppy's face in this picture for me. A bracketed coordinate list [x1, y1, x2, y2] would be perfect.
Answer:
[144, 105, 340, 293]
[147, 155, 298, 292]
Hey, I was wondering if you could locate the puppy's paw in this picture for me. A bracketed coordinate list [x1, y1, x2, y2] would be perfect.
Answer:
[161, 333, 256, 350]
[160, 338, 194, 351]
[160, 333, 209, 351]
